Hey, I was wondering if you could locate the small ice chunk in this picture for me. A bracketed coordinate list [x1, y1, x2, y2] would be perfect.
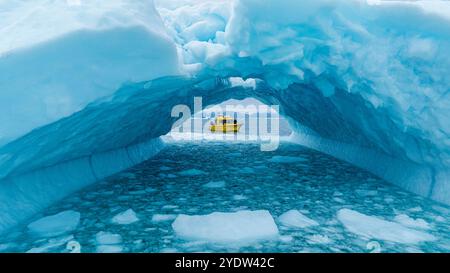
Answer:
[337, 209, 435, 244]
[172, 210, 279, 244]
[278, 210, 319, 228]
[233, 194, 247, 200]
[203, 181, 226, 188]
[268, 156, 307, 163]
[111, 209, 139, 225]
[355, 190, 378, 196]
[178, 169, 207, 176]
[26, 235, 74, 253]
[394, 214, 430, 230]
[96, 245, 123, 253]
[96, 232, 122, 245]
[152, 214, 177, 222]
[307, 234, 332, 244]
[27, 211, 80, 238]
[408, 206, 423, 212]
[162, 205, 179, 210]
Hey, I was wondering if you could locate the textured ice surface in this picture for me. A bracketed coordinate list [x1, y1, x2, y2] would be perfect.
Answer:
[0, 0, 179, 143]
[172, 210, 279, 244]
[111, 209, 139, 225]
[1, 142, 450, 253]
[337, 209, 435, 244]
[27, 211, 80, 238]
[278, 210, 319, 229]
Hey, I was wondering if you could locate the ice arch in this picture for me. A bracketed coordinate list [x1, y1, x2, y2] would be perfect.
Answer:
[0, 75, 447, 233]
[0, 0, 449, 234]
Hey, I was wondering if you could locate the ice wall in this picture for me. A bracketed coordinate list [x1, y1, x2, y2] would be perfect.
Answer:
[0, 0, 179, 144]
[157, 0, 450, 201]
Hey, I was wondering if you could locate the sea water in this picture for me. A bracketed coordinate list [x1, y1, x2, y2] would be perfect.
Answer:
[1, 141, 449, 253]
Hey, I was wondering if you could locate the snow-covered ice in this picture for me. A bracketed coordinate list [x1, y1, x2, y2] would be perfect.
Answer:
[172, 210, 279, 244]
[27, 211, 80, 238]
[278, 210, 319, 228]
[111, 209, 139, 225]
[337, 209, 435, 244]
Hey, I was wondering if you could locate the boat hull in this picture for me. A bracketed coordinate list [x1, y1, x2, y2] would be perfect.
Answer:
[210, 124, 242, 133]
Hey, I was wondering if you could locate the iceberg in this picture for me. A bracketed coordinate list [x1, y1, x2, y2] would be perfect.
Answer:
[0, 0, 450, 236]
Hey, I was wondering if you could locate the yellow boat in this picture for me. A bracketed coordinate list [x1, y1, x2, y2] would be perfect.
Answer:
[210, 115, 242, 133]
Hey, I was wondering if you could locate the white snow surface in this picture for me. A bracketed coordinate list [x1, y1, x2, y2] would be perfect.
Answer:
[337, 209, 435, 244]
[172, 210, 279, 244]
[27, 210, 80, 238]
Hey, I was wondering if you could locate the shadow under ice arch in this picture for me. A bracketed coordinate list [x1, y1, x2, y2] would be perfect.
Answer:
[0, 74, 448, 234]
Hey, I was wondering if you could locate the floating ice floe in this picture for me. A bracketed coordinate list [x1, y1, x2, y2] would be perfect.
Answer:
[111, 209, 139, 225]
[96, 232, 123, 245]
[394, 214, 430, 230]
[27, 211, 80, 238]
[95, 232, 123, 253]
[307, 234, 332, 244]
[178, 169, 207, 176]
[278, 210, 319, 228]
[96, 245, 123, 253]
[152, 214, 177, 222]
[203, 181, 226, 188]
[337, 209, 435, 244]
[233, 194, 247, 201]
[268, 156, 307, 163]
[26, 235, 75, 253]
[172, 210, 279, 244]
